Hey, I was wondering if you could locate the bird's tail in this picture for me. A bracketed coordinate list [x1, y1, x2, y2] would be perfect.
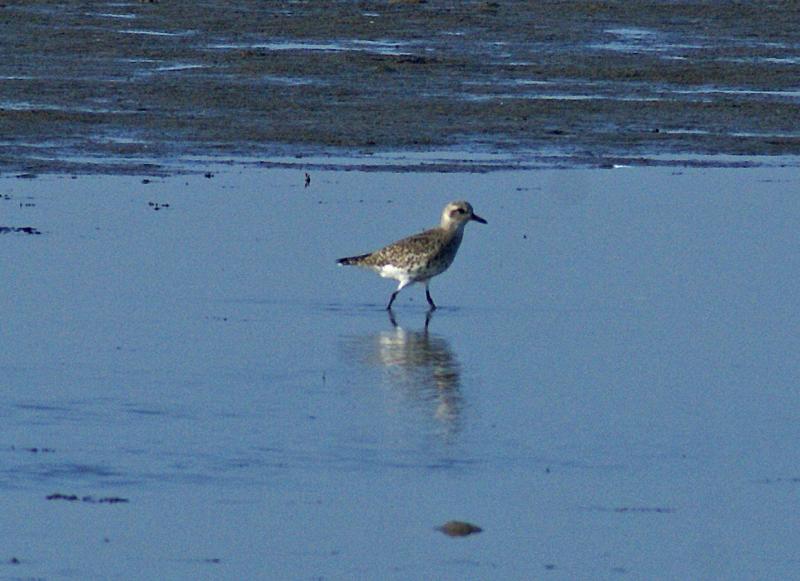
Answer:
[337, 253, 371, 266]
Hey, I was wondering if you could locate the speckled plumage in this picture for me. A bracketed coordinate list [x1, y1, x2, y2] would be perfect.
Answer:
[337, 201, 487, 310]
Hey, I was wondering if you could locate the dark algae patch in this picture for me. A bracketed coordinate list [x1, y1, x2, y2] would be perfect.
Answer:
[0, 1, 798, 174]
[47, 493, 129, 504]
[0, 226, 41, 235]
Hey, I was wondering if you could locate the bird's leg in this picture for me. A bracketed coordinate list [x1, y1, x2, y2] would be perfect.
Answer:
[386, 290, 400, 310]
[425, 283, 437, 310]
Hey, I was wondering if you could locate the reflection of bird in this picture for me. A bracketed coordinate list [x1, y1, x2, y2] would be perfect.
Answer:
[337, 201, 487, 310]
[343, 314, 463, 437]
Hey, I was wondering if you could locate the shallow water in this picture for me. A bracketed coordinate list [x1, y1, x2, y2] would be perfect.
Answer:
[3, 163, 800, 579]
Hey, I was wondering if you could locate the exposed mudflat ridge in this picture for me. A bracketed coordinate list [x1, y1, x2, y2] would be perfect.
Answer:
[1, 1, 799, 174]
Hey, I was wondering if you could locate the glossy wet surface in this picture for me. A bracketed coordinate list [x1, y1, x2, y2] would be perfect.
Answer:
[3, 163, 800, 578]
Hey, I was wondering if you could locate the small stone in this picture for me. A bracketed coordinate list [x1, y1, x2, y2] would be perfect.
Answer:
[436, 520, 483, 537]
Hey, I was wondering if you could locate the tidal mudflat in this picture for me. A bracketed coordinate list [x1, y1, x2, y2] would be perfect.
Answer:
[1, 0, 799, 175]
[2, 160, 800, 579]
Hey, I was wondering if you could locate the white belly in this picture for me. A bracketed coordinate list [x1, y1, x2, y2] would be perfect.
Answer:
[377, 264, 413, 283]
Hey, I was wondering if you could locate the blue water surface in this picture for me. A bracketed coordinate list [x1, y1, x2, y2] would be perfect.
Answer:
[2, 161, 799, 579]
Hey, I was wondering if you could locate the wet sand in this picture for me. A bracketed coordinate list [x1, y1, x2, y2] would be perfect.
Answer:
[3, 165, 800, 579]
[2, 1, 799, 174]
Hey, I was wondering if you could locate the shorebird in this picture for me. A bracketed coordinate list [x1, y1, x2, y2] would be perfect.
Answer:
[337, 201, 487, 310]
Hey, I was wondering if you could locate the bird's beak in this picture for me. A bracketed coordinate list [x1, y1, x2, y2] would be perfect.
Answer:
[471, 213, 487, 224]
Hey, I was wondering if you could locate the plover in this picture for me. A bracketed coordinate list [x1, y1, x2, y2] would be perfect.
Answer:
[337, 201, 487, 310]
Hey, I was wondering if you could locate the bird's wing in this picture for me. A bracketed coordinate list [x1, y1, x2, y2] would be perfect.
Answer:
[369, 228, 442, 268]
